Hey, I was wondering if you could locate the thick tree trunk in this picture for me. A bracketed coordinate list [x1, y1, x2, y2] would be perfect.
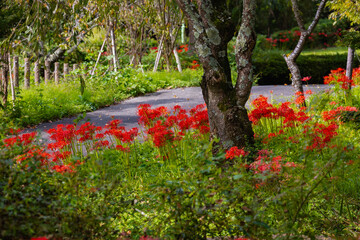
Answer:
[346, 46, 354, 94]
[175, 0, 256, 151]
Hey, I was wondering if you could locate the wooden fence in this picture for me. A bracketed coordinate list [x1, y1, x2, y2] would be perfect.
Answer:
[9, 57, 79, 89]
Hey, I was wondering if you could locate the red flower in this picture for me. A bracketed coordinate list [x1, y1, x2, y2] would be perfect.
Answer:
[225, 146, 248, 159]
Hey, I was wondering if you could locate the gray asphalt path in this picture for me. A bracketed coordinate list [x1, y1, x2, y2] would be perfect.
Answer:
[26, 85, 330, 139]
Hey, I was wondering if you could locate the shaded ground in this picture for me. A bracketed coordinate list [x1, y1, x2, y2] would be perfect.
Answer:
[25, 85, 330, 140]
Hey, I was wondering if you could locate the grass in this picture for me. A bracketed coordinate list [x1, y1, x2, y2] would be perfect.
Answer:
[0, 67, 202, 128]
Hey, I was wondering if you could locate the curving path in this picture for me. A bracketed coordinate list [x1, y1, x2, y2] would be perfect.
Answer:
[25, 85, 330, 139]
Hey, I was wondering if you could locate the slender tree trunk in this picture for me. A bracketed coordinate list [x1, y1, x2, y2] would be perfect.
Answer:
[173, 48, 182, 72]
[63, 63, 69, 81]
[283, 0, 327, 102]
[54, 62, 60, 84]
[1, 53, 9, 105]
[153, 35, 164, 72]
[91, 32, 108, 76]
[13, 56, 19, 88]
[45, 60, 51, 84]
[24, 58, 30, 89]
[346, 46, 354, 95]
[34, 60, 40, 85]
[109, 20, 118, 72]
[8, 54, 15, 102]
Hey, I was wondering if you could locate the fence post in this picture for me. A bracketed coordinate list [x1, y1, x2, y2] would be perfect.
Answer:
[64, 63, 69, 81]
[55, 62, 60, 84]
[13, 56, 19, 88]
[34, 59, 40, 85]
[45, 60, 50, 84]
[24, 58, 30, 89]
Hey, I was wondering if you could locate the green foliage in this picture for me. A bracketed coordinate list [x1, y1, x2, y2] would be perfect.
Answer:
[0, 67, 201, 128]
[252, 49, 360, 85]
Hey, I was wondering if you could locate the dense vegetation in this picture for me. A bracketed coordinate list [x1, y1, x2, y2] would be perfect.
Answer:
[1, 0, 360, 239]
[1, 77, 360, 239]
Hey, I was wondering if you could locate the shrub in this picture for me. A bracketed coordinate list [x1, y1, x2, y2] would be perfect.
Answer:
[252, 51, 359, 85]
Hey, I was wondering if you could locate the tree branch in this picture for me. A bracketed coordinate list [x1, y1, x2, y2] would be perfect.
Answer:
[291, 0, 305, 31]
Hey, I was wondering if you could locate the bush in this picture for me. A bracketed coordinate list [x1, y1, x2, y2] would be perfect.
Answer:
[253, 51, 360, 85]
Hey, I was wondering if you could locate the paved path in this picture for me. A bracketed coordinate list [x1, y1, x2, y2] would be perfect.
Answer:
[26, 85, 330, 139]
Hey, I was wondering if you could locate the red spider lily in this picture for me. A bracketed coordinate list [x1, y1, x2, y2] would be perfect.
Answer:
[51, 151, 71, 163]
[3, 132, 37, 147]
[116, 144, 130, 152]
[146, 121, 175, 148]
[322, 106, 358, 121]
[105, 119, 122, 130]
[190, 60, 200, 69]
[305, 123, 339, 150]
[138, 104, 169, 127]
[324, 67, 359, 88]
[31, 237, 49, 240]
[302, 76, 312, 82]
[225, 146, 248, 159]
[93, 140, 110, 149]
[249, 155, 297, 174]
[47, 124, 76, 146]
[105, 127, 138, 143]
[76, 122, 98, 142]
[295, 95, 305, 105]
[249, 96, 309, 126]
[15, 147, 51, 166]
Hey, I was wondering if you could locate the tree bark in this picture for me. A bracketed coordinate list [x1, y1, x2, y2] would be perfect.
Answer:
[283, 0, 327, 100]
[8, 54, 15, 102]
[44, 60, 51, 84]
[13, 56, 19, 88]
[63, 63, 69, 81]
[24, 58, 30, 89]
[1, 53, 9, 105]
[109, 20, 118, 72]
[34, 60, 40, 85]
[54, 62, 60, 84]
[346, 46, 354, 94]
[173, 48, 182, 72]
[175, 0, 256, 151]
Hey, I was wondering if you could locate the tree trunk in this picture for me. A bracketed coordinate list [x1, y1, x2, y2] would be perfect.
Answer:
[109, 20, 118, 72]
[0, 53, 9, 105]
[63, 63, 69, 81]
[54, 62, 60, 84]
[283, 0, 327, 101]
[346, 46, 354, 94]
[34, 60, 40, 85]
[45, 60, 51, 84]
[8, 54, 15, 102]
[175, 0, 256, 151]
[173, 48, 182, 72]
[24, 58, 30, 89]
[13, 56, 19, 88]
[153, 35, 164, 72]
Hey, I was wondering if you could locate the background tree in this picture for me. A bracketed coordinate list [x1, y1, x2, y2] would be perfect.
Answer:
[174, 0, 256, 151]
[283, 0, 327, 101]
[327, 0, 360, 92]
